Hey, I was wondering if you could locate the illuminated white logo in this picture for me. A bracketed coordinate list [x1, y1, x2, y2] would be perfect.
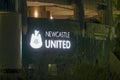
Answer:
[30, 30, 43, 49]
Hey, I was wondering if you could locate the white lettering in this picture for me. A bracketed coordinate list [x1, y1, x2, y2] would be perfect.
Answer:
[45, 31, 70, 38]
[45, 40, 50, 48]
[66, 41, 71, 49]
[45, 31, 51, 37]
[51, 40, 56, 48]
[45, 40, 71, 49]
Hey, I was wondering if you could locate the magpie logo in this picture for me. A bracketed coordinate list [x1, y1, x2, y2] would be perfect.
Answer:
[30, 30, 43, 49]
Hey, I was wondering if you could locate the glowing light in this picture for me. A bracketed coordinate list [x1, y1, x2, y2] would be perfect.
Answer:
[30, 30, 43, 49]
[34, 10, 39, 18]
[50, 11, 53, 20]
[50, 16, 53, 20]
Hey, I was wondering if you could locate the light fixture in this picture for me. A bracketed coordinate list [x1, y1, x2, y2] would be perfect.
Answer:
[34, 10, 39, 18]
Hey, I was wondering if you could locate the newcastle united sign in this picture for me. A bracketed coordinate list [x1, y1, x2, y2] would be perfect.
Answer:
[30, 30, 71, 49]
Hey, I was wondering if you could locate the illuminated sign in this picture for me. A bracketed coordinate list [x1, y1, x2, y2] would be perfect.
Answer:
[30, 30, 43, 49]
[45, 40, 71, 49]
[30, 30, 71, 49]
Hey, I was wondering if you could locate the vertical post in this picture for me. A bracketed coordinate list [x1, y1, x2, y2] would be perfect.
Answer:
[19, 0, 27, 34]
[73, 0, 85, 63]
[105, 0, 113, 26]
[74, 0, 85, 29]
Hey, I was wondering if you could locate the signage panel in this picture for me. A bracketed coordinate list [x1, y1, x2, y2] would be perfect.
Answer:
[26, 18, 79, 54]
